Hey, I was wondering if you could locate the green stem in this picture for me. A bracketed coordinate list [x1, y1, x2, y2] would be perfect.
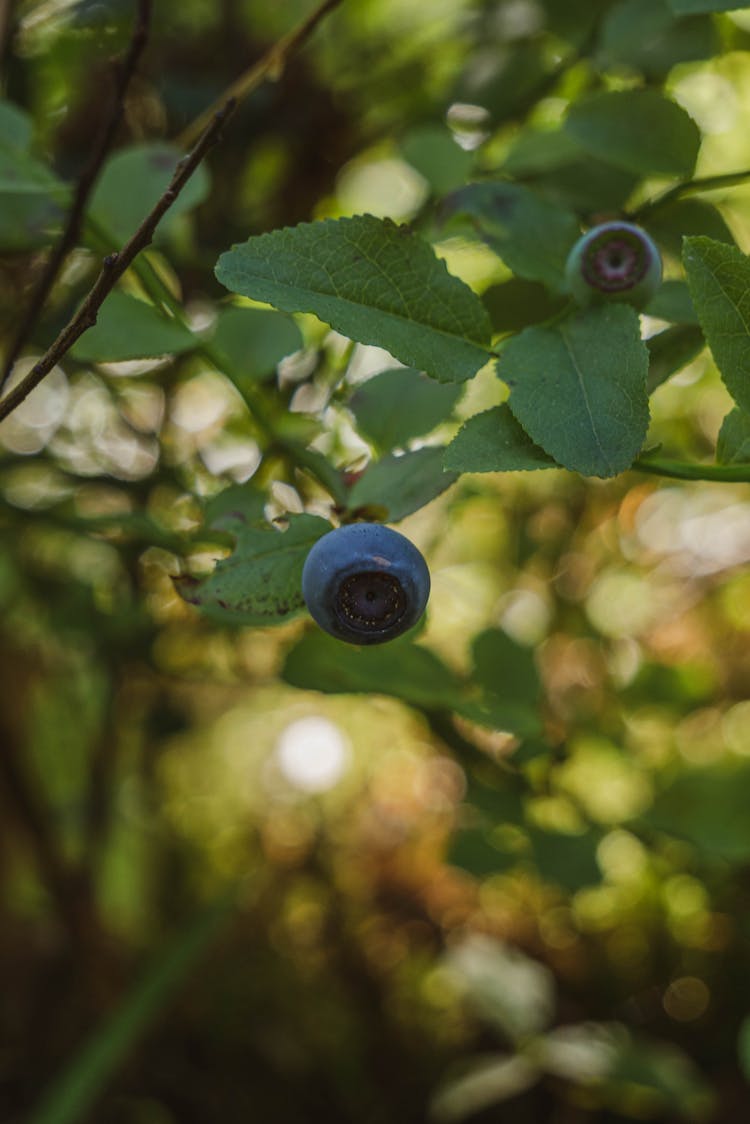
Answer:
[634, 167, 750, 220]
[633, 456, 750, 483]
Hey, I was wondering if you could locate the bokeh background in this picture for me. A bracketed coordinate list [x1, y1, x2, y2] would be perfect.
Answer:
[4, 1, 750, 1121]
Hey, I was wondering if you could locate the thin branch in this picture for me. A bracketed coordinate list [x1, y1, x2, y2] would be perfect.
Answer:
[0, 98, 237, 424]
[177, 0, 344, 149]
[632, 167, 750, 221]
[0, 0, 152, 392]
[633, 455, 750, 484]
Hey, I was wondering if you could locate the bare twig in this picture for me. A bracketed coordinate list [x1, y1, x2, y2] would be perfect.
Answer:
[0, 98, 237, 424]
[0, 0, 152, 392]
[177, 0, 344, 149]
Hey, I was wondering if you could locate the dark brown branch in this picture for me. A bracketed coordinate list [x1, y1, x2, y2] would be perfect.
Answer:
[0, 98, 236, 424]
[177, 0, 344, 149]
[0, 0, 152, 392]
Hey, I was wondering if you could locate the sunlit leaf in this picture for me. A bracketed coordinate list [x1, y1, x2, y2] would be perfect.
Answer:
[717, 407, 750, 465]
[215, 215, 493, 383]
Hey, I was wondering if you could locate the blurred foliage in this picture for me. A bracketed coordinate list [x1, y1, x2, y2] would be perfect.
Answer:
[3, 1, 750, 1123]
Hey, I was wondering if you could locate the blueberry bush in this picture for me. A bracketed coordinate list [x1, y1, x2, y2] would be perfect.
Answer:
[4, 1, 750, 1122]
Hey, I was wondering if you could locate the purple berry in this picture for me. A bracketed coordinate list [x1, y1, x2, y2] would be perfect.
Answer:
[565, 221, 662, 308]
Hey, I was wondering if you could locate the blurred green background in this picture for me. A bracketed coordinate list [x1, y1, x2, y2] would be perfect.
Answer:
[4, 1, 750, 1121]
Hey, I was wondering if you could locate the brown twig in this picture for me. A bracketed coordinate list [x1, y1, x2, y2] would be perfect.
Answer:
[0, 98, 237, 424]
[177, 0, 344, 149]
[0, 0, 152, 393]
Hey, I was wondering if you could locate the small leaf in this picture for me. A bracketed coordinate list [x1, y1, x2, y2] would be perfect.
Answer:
[717, 408, 750, 465]
[91, 144, 210, 244]
[444, 405, 559, 474]
[503, 128, 638, 214]
[176, 510, 330, 626]
[211, 306, 303, 383]
[646, 325, 705, 394]
[501, 305, 650, 478]
[215, 215, 493, 383]
[644, 199, 734, 259]
[71, 290, 196, 361]
[599, 0, 717, 78]
[643, 762, 750, 861]
[282, 629, 466, 709]
[446, 182, 580, 290]
[346, 447, 458, 522]
[482, 277, 567, 335]
[399, 125, 474, 194]
[0, 97, 33, 153]
[472, 629, 542, 711]
[349, 367, 462, 451]
[565, 90, 701, 177]
[683, 235, 750, 412]
[645, 279, 698, 325]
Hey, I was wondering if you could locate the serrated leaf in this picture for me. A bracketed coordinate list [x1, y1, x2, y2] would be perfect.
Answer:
[446, 182, 580, 290]
[501, 305, 650, 478]
[717, 407, 750, 464]
[349, 367, 462, 451]
[346, 447, 457, 522]
[282, 629, 466, 709]
[645, 279, 698, 324]
[71, 290, 196, 361]
[565, 90, 701, 178]
[215, 215, 492, 383]
[176, 511, 330, 627]
[211, 306, 303, 384]
[683, 236, 750, 412]
[444, 405, 558, 473]
[91, 144, 210, 244]
[646, 325, 705, 394]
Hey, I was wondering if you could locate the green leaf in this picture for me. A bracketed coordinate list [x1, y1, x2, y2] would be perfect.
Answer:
[211, 305, 303, 383]
[645, 279, 698, 324]
[346, 447, 458, 522]
[683, 236, 750, 412]
[0, 97, 33, 152]
[71, 290, 197, 361]
[501, 305, 650, 478]
[399, 125, 474, 194]
[444, 405, 558, 473]
[349, 367, 462, 451]
[717, 407, 750, 465]
[90, 144, 210, 244]
[644, 199, 734, 260]
[472, 629, 542, 711]
[482, 277, 568, 335]
[667, 0, 740, 10]
[646, 325, 705, 394]
[643, 762, 750, 861]
[446, 182, 580, 290]
[565, 90, 701, 178]
[175, 510, 330, 626]
[215, 215, 493, 383]
[28, 892, 233, 1124]
[599, 0, 717, 78]
[282, 629, 466, 710]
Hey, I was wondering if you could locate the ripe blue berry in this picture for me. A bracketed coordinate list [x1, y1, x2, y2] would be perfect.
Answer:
[301, 523, 430, 645]
[565, 221, 662, 309]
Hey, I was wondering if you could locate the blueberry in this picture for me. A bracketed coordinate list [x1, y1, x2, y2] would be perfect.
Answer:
[301, 522, 430, 645]
[565, 221, 662, 309]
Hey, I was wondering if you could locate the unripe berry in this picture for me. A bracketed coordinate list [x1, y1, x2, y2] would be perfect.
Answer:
[301, 523, 430, 645]
[564, 221, 662, 308]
